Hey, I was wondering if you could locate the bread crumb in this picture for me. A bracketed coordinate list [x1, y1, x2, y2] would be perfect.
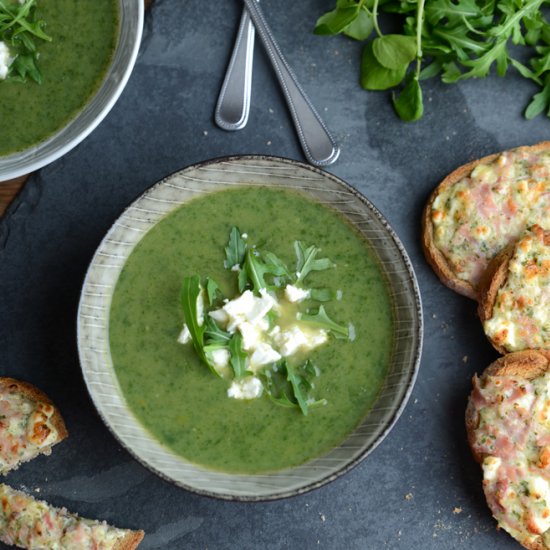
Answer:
[266, 141, 272, 146]
[462, 355, 469, 363]
[404, 493, 413, 501]
[453, 507, 463, 514]
[203, 130, 208, 136]
[320, 513, 326, 522]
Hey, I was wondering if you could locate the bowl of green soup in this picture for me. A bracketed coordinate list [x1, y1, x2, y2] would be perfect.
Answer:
[77, 156, 423, 500]
[0, 0, 143, 181]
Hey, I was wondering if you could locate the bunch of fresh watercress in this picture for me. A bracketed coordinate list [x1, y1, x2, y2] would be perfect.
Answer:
[180, 227, 350, 415]
[315, 0, 550, 121]
[0, 0, 51, 84]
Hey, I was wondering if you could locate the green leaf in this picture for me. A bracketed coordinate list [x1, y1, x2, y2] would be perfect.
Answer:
[286, 364, 311, 415]
[524, 79, 550, 119]
[392, 76, 424, 121]
[298, 305, 350, 339]
[180, 276, 207, 362]
[314, 6, 359, 36]
[204, 317, 231, 344]
[205, 277, 222, 305]
[224, 226, 246, 269]
[229, 333, 248, 378]
[343, 8, 374, 41]
[294, 241, 335, 283]
[361, 41, 408, 90]
[372, 34, 417, 70]
[309, 288, 334, 302]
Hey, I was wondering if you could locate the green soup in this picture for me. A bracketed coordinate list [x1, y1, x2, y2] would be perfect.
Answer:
[0, 0, 118, 156]
[109, 187, 394, 474]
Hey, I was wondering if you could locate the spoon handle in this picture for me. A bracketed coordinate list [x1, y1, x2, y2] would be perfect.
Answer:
[215, 8, 255, 131]
[242, 0, 340, 166]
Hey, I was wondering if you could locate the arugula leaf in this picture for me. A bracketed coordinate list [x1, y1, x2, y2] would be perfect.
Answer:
[315, 0, 550, 121]
[243, 247, 290, 292]
[205, 277, 223, 305]
[229, 333, 248, 378]
[204, 316, 231, 344]
[224, 226, 246, 269]
[294, 241, 335, 283]
[0, 0, 51, 84]
[180, 276, 207, 362]
[298, 305, 350, 339]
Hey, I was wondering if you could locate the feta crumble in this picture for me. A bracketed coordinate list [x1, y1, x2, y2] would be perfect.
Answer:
[0, 42, 13, 80]
[227, 376, 263, 399]
[285, 284, 310, 303]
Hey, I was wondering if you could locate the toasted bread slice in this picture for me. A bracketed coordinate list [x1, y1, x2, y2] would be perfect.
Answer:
[0, 483, 144, 549]
[466, 351, 550, 549]
[0, 377, 68, 475]
[422, 142, 550, 300]
[478, 225, 550, 354]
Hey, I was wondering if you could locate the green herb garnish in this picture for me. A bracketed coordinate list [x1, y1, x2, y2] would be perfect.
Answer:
[0, 0, 51, 84]
[315, 0, 550, 121]
[179, 227, 351, 415]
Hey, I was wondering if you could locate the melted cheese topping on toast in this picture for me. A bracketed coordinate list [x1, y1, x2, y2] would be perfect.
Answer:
[0, 483, 135, 549]
[0, 389, 59, 475]
[470, 372, 550, 546]
[431, 149, 550, 287]
[484, 226, 550, 352]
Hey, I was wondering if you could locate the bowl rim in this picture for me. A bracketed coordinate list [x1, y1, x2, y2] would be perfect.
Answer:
[77, 154, 423, 502]
[0, 0, 144, 182]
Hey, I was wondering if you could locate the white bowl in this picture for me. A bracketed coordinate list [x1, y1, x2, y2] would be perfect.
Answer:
[77, 156, 423, 501]
[0, 0, 143, 182]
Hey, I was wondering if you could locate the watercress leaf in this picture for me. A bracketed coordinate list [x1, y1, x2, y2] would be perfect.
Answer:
[392, 75, 424, 122]
[229, 333, 248, 378]
[294, 241, 335, 282]
[372, 34, 417, 70]
[343, 8, 374, 41]
[511, 58, 541, 83]
[225, 226, 246, 269]
[314, 6, 359, 36]
[298, 305, 349, 339]
[11, 53, 41, 83]
[418, 60, 441, 80]
[440, 61, 462, 83]
[361, 41, 408, 90]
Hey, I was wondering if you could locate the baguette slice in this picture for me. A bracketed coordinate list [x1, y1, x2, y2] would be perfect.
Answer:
[466, 351, 550, 549]
[478, 225, 550, 354]
[0, 378, 68, 475]
[0, 483, 144, 549]
[422, 142, 550, 300]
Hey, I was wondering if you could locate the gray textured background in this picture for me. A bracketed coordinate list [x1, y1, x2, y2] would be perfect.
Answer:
[1, 0, 548, 548]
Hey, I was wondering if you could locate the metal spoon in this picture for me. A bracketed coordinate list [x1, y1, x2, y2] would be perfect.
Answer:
[215, 9, 255, 131]
[242, 0, 340, 166]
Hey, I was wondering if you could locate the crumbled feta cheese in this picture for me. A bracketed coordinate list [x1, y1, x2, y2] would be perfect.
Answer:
[239, 320, 268, 351]
[348, 322, 356, 342]
[177, 324, 192, 344]
[336, 289, 343, 301]
[227, 376, 263, 399]
[285, 284, 310, 303]
[248, 342, 281, 372]
[221, 289, 275, 332]
[0, 42, 13, 80]
[272, 325, 328, 357]
[482, 456, 501, 481]
[210, 348, 230, 370]
[230, 264, 240, 272]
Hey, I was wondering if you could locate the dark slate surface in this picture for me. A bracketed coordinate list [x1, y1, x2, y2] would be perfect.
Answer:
[0, 0, 548, 548]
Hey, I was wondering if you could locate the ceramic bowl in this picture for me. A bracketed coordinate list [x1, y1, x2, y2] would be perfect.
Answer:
[0, 0, 143, 181]
[77, 156, 423, 501]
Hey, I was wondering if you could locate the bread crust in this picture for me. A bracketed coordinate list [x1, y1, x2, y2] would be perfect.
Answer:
[466, 351, 550, 550]
[422, 141, 550, 300]
[0, 377, 68, 443]
[113, 530, 145, 550]
[477, 228, 550, 354]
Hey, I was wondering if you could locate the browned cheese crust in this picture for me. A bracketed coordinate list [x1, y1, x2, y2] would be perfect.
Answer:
[422, 142, 550, 301]
[477, 229, 550, 354]
[466, 351, 550, 550]
[0, 377, 68, 443]
[113, 529, 145, 550]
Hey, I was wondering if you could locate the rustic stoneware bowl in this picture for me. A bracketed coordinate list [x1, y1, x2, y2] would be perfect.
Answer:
[77, 156, 423, 501]
[0, 0, 143, 181]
